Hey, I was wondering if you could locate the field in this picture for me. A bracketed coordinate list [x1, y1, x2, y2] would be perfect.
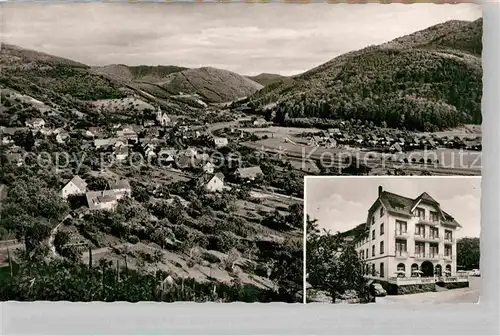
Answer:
[423, 124, 482, 139]
[242, 136, 481, 175]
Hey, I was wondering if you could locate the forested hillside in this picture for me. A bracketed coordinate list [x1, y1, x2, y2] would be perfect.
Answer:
[246, 19, 483, 132]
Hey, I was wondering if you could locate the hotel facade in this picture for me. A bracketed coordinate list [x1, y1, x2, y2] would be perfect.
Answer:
[355, 186, 462, 282]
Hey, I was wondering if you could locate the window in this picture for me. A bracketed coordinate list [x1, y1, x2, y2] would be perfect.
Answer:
[396, 239, 407, 256]
[430, 211, 439, 222]
[371, 215, 375, 225]
[396, 220, 407, 235]
[371, 264, 376, 276]
[361, 250, 364, 259]
[415, 224, 425, 237]
[445, 245, 452, 257]
[380, 241, 384, 254]
[397, 263, 405, 272]
[380, 207, 385, 217]
[366, 249, 368, 259]
[430, 227, 439, 239]
[372, 245, 375, 257]
[429, 244, 439, 258]
[380, 262, 385, 278]
[380, 223, 384, 235]
[415, 207, 425, 220]
[372, 229, 375, 240]
[415, 242, 425, 257]
[445, 230, 453, 242]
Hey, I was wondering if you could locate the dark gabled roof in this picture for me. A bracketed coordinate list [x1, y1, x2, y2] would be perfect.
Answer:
[110, 179, 131, 190]
[69, 175, 87, 191]
[197, 172, 224, 185]
[235, 166, 263, 178]
[413, 192, 439, 208]
[377, 191, 415, 218]
[367, 189, 461, 227]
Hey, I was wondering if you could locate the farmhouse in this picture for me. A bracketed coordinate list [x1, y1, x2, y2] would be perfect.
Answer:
[94, 138, 117, 149]
[0, 127, 20, 145]
[143, 120, 156, 127]
[234, 166, 263, 181]
[25, 118, 45, 129]
[390, 143, 403, 153]
[60, 175, 88, 199]
[213, 137, 229, 148]
[109, 179, 132, 195]
[253, 118, 269, 127]
[116, 127, 138, 142]
[203, 162, 216, 174]
[86, 190, 127, 211]
[200, 173, 225, 192]
[324, 138, 337, 148]
[328, 128, 341, 136]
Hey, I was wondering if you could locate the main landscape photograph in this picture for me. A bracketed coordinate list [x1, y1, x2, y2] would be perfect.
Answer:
[0, 3, 482, 302]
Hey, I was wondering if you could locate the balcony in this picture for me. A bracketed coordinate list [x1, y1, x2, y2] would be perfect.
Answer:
[395, 250, 408, 259]
[444, 237, 454, 243]
[443, 254, 453, 261]
[414, 232, 426, 241]
[428, 235, 440, 242]
[394, 230, 409, 239]
[416, 218, 439, 226]
[414, 233, 440, 242]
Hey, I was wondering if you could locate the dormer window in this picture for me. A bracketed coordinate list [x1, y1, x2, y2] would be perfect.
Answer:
[380, 207, 384, 217]
[415, 207, 425, 220]
[430, 211, 439, 222]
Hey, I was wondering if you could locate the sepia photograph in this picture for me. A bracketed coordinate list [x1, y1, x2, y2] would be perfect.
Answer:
[0, 2, 482, 303]
[305, 176, 480, 304]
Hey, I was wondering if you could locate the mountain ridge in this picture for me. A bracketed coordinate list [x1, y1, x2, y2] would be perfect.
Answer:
[245, 18, 483, 132]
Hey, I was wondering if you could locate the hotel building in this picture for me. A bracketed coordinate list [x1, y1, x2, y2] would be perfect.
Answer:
[355, 186, 462, 281]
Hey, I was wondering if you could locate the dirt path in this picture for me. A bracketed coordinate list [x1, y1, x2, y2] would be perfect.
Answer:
[48, 214, 72, 258]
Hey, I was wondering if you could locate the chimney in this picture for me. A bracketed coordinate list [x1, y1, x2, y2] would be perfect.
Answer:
[378, 186, 383, 196]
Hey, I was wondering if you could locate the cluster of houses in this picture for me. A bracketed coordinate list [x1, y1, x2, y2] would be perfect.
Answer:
[197, 166, 264, 192]
[60, 175, 132, 211]
[58, 164, 264, 212]
[306, 128, 481, 152]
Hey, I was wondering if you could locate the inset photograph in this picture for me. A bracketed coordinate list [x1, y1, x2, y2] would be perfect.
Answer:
[305, 176, 480, 304]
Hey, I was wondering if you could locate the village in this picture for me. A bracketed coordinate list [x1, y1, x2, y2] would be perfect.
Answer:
[0, 103, 305, 300]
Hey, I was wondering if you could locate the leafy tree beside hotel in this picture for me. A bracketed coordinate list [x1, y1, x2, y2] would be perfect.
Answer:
[306, 216, 369, 303]
[456, 237, 480, 270]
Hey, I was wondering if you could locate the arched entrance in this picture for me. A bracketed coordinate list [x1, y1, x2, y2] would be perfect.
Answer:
[421, 261, 434, 277]
[445, 264, 452, 275]
[435, 264, 442, 276]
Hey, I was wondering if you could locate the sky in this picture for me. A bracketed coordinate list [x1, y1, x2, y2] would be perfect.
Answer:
[1, 3, 482, 76]
[305, 177, 481, 239]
